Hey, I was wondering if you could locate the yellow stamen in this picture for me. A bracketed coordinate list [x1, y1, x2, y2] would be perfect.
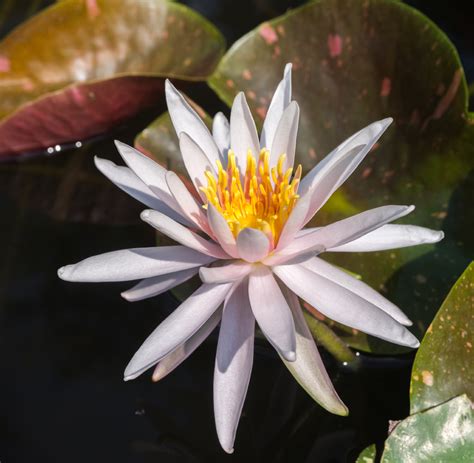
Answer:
[200, 149, 302, 246]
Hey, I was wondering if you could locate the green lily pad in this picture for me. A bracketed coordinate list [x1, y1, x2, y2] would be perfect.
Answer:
[410, 262, 474, 414]
[207, 0, 474, 353]
[0, 0, 224, 159]
[356, 444, 376, 463]
[381, 395, 474, 462]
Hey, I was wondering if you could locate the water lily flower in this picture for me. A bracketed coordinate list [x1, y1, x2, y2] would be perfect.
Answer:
[58, 63, 444, 453]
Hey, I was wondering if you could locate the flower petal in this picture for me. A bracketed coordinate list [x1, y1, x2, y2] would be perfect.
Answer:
[270, 101, 299, 169]
[276, 205, 415, 262]
[299, 118, 393, 224]
[212, 112, 230, 158]
[236, 228, 270, 262]
[214, 279, 255, 454]
[179, 132, 217, 202]
[280, 286, 348, 415]
[260, 63, 292, 150]
[152, 307, 222, 382]
[121, 268, 199, 302]
[248, 265, 296, 360]
[165, 79, 220, 164]
[124, 282, 233, 380]
[199, 261, 252, 284]
[301, 257, 412, 326]
[207, 204, 239, 258]
[163, 171, 213, 236]
[230, 92, 260, 172]
[58, 246, 214, 282]
[94, 156, 187, 225]
[273, 265, 419, 348]
[140, 209, 228, 259]
[328, 224, 445, 252]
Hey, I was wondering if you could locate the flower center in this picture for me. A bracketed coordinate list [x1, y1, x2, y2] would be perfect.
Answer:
[201, 149, 302, 246]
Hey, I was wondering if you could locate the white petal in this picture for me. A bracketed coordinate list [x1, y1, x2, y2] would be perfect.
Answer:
[328, 224, 445, 252]
[152, 308, 222, 381]
[94, 157, 186, 225]
[199, 261, 252, 284]
[230, 92, 260, 172]
[236, 228, 270, 262]
[207, 204, 239, 258]
[280, 286, 348, 415]
[163, 171, 213, 236]
[140, 209, 228, 259]
[277, 205, 415, 261]
[248, 265, 296, 360]
[273, 265, 419, 348]
[121, 268, 199, 302]
[299, 118, 393, 224]
[301, 257, 412, 326]
[179, 132, 217, 202]
[124, 282, 232, 380]
[165, 79, 220, 164]
[260, 63, 292, 149]
[212, 112, 230, 158]
[57, 246, 214, 282]
[270, 101, 299, 169]
[214, 279, 255, 454]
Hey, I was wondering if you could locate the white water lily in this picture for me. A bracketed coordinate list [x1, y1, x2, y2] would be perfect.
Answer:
[58, 63, 444, 453]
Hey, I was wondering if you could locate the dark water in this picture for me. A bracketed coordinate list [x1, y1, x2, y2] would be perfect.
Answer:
[0, 1, 472, 462]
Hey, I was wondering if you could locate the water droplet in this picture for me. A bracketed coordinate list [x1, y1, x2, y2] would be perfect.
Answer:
[342, 361, 348, 366]
[75, 141, 82, 148]
[47, 147, 54, 154]
[134, 408, 145, 416]
[54, 144, 61, 152]
[355, 351, 360, 357]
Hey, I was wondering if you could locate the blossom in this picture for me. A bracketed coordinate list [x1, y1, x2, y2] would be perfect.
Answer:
[58, 63, 444, 453]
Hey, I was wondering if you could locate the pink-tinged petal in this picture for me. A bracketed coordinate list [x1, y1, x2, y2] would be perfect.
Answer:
[328, 224, 445, 252]
[121, 268, 199, 302]
[280, 286, 348, 415]
[212, 112, 230, 159]
[124, 282, 233, 380]
[179, 132, 217, 202]
[230, 92, 260, 173]
[165, 79, 220, 165]
[207, 204, 239, 258]
[236, 228, 270, 262]
[163, 171, 213, 236]
[214, 279, 255, 454]
[260, 63, 292, 149]
[301, 257, 412, 326]
[273, 265, 419, 348]
[275, 192, 311, 251]
[277, 205, 415, 262]
[57, 246, 214, 282]
[248, 265, 296, 360]
[94, 157, 188, 225]
[270, 101, 299, 169]
[199, 261, 252, 284]
[141, 209, 228, 259]
[152, 308, 222, 382]
[299, 118, 393, 224]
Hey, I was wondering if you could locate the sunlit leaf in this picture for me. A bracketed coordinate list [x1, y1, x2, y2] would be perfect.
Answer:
[381, 395, 474, 462]
[207, 0, 474, 353]
[410, 262, 474, 414]
[0, 0, 224, 158]
[356, 444, 376, 463]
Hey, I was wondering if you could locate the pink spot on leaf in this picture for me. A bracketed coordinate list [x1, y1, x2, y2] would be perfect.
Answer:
[226, 79, 235, 89]
[86, 0, 100, 19]
[327, 34, 343, 57]
[0, 55, 10, 72]
[380, 77, 391, 97]
[259, 23, 278, 45]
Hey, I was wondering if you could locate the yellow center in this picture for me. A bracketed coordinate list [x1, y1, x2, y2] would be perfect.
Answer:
[201, 149, 302, 246]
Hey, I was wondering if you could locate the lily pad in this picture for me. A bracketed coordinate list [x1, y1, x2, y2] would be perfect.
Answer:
[207, 0, 474, 353]
[381, 395, 474, 462]
[0, 0, 224, 159]
[356, 444, 376, 463]
[410, 262, 474, 414]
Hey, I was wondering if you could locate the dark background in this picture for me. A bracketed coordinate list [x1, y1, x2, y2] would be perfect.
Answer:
[0, 1, 472, 462]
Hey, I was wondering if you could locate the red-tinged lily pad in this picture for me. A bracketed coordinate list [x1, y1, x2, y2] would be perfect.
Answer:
[0, 0, 224, 159]
[410, 262, 474, 414]
[207, 0, 474, 353]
